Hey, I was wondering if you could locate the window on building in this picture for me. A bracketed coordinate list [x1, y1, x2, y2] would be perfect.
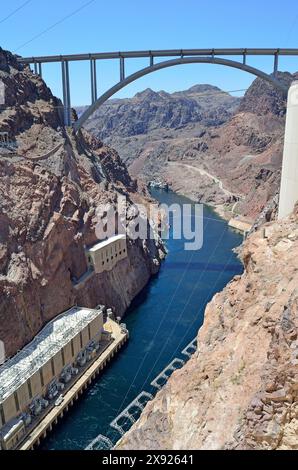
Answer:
[51, 358, 55, 376]
[28, 379, 33, 399]
[71, 339, 74, 357]
[61, 349, 66, 367]
[0, 404, 6, 425]
[40, 369, 45, 387]
[14, 392, 20, 412]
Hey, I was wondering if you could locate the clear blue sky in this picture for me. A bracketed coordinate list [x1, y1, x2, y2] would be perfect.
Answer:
[0, 0, 298, 105]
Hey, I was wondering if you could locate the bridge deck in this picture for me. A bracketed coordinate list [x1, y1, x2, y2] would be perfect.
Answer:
[18, 48, 298, 64]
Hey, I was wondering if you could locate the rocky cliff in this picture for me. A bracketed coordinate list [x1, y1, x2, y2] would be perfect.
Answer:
[0, 47, 164, 359]
[80, 73, 296, 222]
[117, 206, 298, 450]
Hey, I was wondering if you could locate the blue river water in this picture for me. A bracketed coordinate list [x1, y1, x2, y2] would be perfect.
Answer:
[41, 189, 243, 450]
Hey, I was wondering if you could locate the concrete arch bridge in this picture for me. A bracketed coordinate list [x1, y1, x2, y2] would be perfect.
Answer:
[17, 48, 298, 130]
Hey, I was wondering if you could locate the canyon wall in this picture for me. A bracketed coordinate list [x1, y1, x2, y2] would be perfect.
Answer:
[0, 47, 164, 358]
[81, 73, 296, 221]
[118, 206, 298, 450]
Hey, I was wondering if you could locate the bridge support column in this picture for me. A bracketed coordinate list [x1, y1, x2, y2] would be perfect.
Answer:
[90, 59, 97, 104]
[120, 57, 125, 82]
[34, 62, 38, 75]
[278, 81, 298, 219]
[61, 61, 71, 127]
[243, 49, 247, 65]
[38, 63, 42, 78]
[274, 51, 279, 77]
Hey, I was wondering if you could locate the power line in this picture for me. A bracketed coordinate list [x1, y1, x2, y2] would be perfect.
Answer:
[14, 0, 98, 52]
[0, 0, 33, 25]
[137, 219, 230, 399]
[184, 88, 247, 97]
[0, 87, 249, 111]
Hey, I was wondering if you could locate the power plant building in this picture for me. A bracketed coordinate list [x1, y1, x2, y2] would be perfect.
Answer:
[87, 234, 127, 274]
[0, 306, 104, 450]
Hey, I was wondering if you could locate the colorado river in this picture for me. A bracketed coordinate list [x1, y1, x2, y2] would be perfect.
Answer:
[41, 189, 243, 450]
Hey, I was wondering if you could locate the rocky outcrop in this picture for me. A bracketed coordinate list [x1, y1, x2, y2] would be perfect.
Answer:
[0, 47, 165, 359]
[77, 85, 239, 139]
[238, 72, 293, 117]
[117, 207, 298, 450]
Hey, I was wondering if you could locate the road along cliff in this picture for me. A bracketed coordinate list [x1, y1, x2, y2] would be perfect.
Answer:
[117, 206, 298, 450]
[0, 47, 165, 359]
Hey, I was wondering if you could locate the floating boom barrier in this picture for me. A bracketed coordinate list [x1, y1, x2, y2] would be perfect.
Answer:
[181, 337, 197, 358]
[85, 339, 197, 449]
[110, 391, 153, 436]
[85, 434, 114, 450]
[150, 358, 185, 390]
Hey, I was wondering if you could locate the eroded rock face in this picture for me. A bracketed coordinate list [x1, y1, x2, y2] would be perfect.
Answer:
[117, 208, 298, 450]
[0, 47, 165, 358]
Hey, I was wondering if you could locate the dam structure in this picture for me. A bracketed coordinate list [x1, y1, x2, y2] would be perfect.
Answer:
[0, 305, 129, 451]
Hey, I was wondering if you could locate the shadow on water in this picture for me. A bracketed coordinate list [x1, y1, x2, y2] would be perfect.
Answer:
[125, 271, 161, 314]
[40, 189, 243, 450]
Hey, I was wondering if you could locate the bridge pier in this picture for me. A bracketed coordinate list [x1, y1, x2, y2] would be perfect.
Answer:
[242, 49, 247, 65]
[120, 56, 125, 82]
[90, 59, 97, 104]
[61, 61, 71, 126]
[38, 63, 42, 78]
[274, 51, 279, 77]
[278, 81, 298, 219]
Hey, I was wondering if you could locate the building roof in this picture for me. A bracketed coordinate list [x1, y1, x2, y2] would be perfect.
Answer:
[0, 307, 104, 403]
[88, 234, 126, 252]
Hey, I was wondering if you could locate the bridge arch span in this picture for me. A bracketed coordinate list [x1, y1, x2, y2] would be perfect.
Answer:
[74, 56, 287, 132]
